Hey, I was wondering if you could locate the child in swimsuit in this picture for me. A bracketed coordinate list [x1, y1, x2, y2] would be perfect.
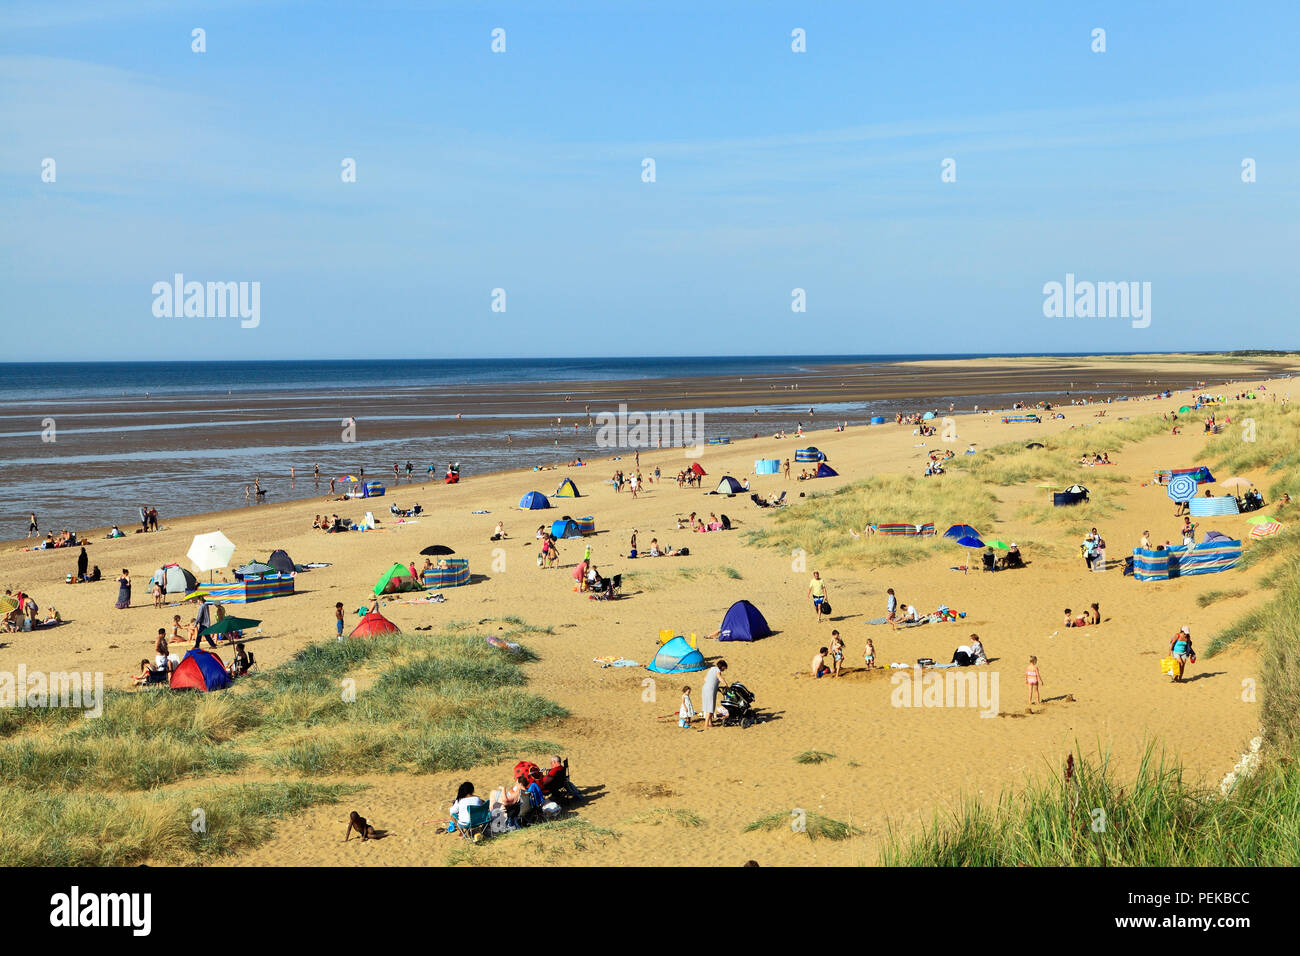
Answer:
[863, 638, 876, 669]
[1026, 656, 1043, 705]
[829, 630, 844, 677]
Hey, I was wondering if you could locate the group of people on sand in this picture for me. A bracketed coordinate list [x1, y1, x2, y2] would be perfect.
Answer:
[34, 528, 80, 550]
[62, 546, 100, 585]
[445, 755, 583, 837]
[1078, 452, 1113, 466]
[678, 511, 727, 533]
[137, 505, 160, 532]
[132, 607, 252, 686]
[312, 514, 348, 533]
[1064, 603, 1101, 628]
[3, 588, 61, 632]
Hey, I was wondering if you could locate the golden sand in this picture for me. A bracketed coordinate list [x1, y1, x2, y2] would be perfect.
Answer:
[2, 370, 1291, 866]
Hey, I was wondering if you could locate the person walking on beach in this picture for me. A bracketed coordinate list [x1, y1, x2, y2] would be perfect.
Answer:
[1026, 656, 1043, 705]
[808, 571, 828, 623]
[783, 459, 791, 480]
[1169, 627, 1194, 683]
[702, 660, 728, 728]
[26, 513, 38, 538]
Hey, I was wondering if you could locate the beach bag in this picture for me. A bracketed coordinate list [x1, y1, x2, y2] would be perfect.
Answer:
[536, 553, 544, 567]
[819, 600, 832, 616]
[1160, 657, 1176, 676]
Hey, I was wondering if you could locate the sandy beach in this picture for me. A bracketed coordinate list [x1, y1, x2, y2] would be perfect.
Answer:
[2, 358, 1293, 866]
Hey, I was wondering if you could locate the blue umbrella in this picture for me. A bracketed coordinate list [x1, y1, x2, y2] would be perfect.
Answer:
[956, 535, 985, 549]
[944, 524, 980, 540]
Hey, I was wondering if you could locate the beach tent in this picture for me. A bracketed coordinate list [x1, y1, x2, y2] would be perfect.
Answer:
[554, 478, 581, 498]
[690, 463, 707, 477]
[169, 649, 232, 692]
[519, 491, 551, 510]
[1203, 530, 1235, 544]
[1053, 484, 1089, 506]
[153, 563, 199, 596]
[794, 448, 824, 462]
[234, 561, 276, 578]
[374, 562, 420, 595]
[755, 459, 780, 475]
[1189, 496, 1240, 517]
[267, 549, 295, 575]
[944, 524, 981, 540]
[551, 518, 582, 539]
[718, 600, 771, 642]
[715, 476, 744, 495]
[922, 412, 936, 420]
[646, 636, 708, 674]
[816, 462, 838, 478]
[1178, 405, 1193, 414]
[1133, 539, 1242, 581]
[870, 416, 887, 424]
[349, 611, 401, 638]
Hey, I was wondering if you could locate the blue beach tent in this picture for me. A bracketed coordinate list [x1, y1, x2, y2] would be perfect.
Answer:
[816, 462, 838, 477]
[550, 518, 582, 538]
[647, 636, 708, 674]
[520, 491, 551, 510]
[718, 600, 771, 642]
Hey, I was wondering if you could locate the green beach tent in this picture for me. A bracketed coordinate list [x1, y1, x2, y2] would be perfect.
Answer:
[374, 562, 420, 595]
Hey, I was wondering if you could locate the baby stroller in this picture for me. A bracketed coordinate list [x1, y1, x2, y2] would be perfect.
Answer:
[717, 682, 758, 728]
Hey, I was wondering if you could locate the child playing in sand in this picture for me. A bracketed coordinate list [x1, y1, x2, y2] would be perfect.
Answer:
[863, 638, 876, 669]
[344, 810, 376, 842]
[679, 686, 696, 728]
[1026, 656, 1043, 705]
[829, 630, 844, 677]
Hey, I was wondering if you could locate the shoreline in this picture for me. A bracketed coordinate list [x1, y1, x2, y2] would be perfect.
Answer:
[6, 353, 1296, 539]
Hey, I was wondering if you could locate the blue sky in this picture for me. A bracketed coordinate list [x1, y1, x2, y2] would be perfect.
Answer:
[2, 0, 1298, 360]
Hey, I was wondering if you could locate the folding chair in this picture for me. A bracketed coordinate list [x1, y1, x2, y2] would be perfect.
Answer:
[451, 802, 493, 841]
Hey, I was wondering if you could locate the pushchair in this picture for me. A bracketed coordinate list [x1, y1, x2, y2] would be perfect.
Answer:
[717, 682, 759, 728]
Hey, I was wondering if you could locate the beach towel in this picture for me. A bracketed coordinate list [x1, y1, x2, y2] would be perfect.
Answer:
[593, 657, 639, 668]
[865, 617, 889, 626]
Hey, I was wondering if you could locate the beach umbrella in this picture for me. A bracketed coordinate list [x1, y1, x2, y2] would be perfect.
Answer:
[1250, 522, 1283, 539]
[182, 588, 210, 601]
[235, 561, 276, 577]
[989, 540, 1010, 550]
[0, 596, 18, 615]
[1064, 484, 1089, 495]
[1036, 483, 1056, 489]
[956, 535, 985, 549]
[1219, 477, 1253, 490]
[420, 545, 456, 556]
[943, 524, 980, 540]
[1166, 474, 1198, 502]
[1246, 514, 1276, 525]
[187, 531, 236, 580]
[200, 616, 261, 636]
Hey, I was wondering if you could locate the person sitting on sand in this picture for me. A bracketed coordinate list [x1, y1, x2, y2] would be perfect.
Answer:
[131, 659, 159, 686]
[449, 781, 486, 830]
[345, 810, 377, 842]
[492, 521, 506, 541]
[969, 635, 987, 664]
[812, 647, 830, 678]
[229, 642, 252, 677]
[41, 607, 61, 626]
[1087, 602, 1101, 625]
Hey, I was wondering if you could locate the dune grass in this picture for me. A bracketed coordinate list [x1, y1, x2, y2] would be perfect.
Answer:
[445, 818, 619, 866]
[0, 620, 564, 864]
[0, 781, 358, 866]
[625, 808, 705, 828]
[743, 473, 999, 570]
[743, 810, 863, 841]
[881, 745, 1300, 866]
[794, 750, 836, 764]
[1205, 401, 1300, 498]
[1196, 588, 1248, 608]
